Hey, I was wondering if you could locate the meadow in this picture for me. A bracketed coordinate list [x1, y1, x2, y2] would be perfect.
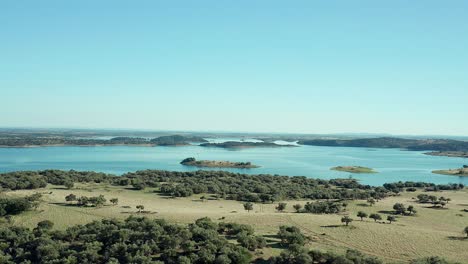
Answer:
[3, 183, 468, 263]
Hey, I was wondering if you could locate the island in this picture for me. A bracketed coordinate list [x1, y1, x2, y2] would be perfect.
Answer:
[180, 157, 259, 168]
[331, 166, 378, 173]
[199, 141, 297, 149]
[432, 166, 468, 177]
[150, 135, 207, 146]
[425, 151, 468, 158]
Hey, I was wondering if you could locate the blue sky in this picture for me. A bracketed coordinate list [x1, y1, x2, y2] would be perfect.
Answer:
[1, 1, 467, 135]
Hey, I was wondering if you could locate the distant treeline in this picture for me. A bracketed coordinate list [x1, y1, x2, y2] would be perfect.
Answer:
[1, 170, 464, 202]
[299, 137, 468, 152]
[0, 135, 206, 147]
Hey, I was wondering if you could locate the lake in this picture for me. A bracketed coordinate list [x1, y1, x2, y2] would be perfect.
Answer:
[1, 141, 467, 186]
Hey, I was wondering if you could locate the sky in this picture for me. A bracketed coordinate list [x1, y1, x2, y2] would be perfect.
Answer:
[1, 1, 467, 135]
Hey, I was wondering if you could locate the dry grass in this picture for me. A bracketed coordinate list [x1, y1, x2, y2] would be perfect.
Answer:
[4, 185, 468, 263]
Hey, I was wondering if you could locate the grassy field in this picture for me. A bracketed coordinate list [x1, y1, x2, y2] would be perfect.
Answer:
[3, 184, 468, 263]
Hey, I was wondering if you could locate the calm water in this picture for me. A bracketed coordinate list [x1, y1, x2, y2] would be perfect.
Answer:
[1, 142, 467, 186]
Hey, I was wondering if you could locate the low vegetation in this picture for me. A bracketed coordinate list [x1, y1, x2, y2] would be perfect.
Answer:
[331, 166, 377, 173]
[180, 157, 259, 168]
[432, 167, 468, 177]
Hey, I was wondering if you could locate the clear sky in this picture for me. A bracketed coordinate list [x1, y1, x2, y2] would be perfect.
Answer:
[1, 1, 467, 135]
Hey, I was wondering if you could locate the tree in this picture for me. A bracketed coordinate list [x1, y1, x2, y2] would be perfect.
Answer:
[367, 198, 376, 206]
[243, 202, 253, 212]
[200, 196, 206, 202]
[136, 205, 144, 213]
[64, 181, 74, 189]
[464, 226, 468, 237]
[110, 198, 118, 205]
[357, 211, 368, 221]
[36, 220, 54, 231]
[407, 205, 415, 214]
[369, 213, 382, 222]
[387, 215, 396, 224]
[341, 216, 353, 226]
[276, 202, 287, 212]
[293, 204, 302, 213]
[65, 194, 77, 203]
[393, 203, 406, 215]
[90, 195, 106, 207]
[132, 181, 146, 190]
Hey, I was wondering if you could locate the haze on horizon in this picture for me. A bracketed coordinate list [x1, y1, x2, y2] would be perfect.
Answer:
[1, 1, 467, 136]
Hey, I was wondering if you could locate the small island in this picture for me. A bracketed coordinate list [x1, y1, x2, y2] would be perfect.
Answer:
[180, 157, 259, 168]
[331, 166, 378, 174]
[432, 166, 468, 177]
[425, 151, 468, 158]
[199, 141, 297, 149]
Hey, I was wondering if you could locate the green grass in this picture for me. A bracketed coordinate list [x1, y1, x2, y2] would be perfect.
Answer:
[3, 184, 468, 263]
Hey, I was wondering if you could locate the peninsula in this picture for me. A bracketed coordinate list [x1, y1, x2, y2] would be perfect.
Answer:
[432, 166, 468, 177]
[331, 166, 378, 173]
[0, 134, 207, 147]
[180, 157, 259, 168]
[298, 137, 468, 158]
[425, 151, 468, 158]
[199, 141, 296, 149]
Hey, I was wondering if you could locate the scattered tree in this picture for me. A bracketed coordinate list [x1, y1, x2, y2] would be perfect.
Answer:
[357, 211, 368, 221]
[341, 216, 353, 226]
[276, 202, 287, 212]
[293, 204, 302, 213]
[136, 205, 145, 213]
[387, 215, 396, 224]
[110, 198, 118, 205]
[369, 213, 382, 222]
[65, 193, 77, 203]
[243, 202, 253, 212]
[64, 181, 74, 189]
[393, 203, 406, 215]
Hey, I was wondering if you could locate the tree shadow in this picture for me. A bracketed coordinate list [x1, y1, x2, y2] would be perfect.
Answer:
[377, 210, 394, 214]
[49, 202, 80, 207]
[356, 203, 369, 207]
[320, 225, 341, 228]
[447, 236, 468, 241]
[423, 206, 449, 210]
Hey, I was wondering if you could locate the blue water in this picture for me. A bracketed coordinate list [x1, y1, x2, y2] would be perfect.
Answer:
[0, 144, 467, 186]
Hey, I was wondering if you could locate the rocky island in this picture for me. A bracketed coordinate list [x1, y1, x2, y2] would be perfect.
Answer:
[180, 157, 259, 168]
[331, 166, 378, 173]
[432, 166, 468, 177]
